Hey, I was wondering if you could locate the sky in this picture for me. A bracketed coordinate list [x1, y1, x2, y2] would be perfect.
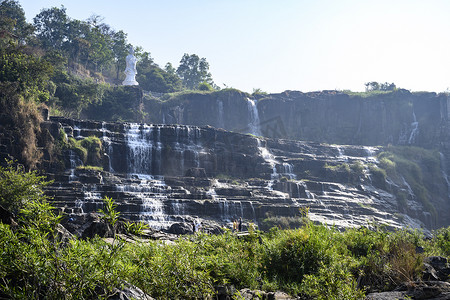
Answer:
[18, 0, 450, 93]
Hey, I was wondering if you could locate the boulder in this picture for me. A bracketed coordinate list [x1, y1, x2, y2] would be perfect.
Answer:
[81, 220, 113, 239]
[167, 222, 193, 234]
[108, 285, 154, 300]
[0, 205, 17, 226]
[238, 289, 295, 300]
[424, 257, 450, 282]
[185, 168, 207, 178]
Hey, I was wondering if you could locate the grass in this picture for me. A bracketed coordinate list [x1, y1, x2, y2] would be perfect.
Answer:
[75, 165, 103, 171]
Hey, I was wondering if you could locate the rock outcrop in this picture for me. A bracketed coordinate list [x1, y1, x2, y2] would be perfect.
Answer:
[40, 116, 450, 232]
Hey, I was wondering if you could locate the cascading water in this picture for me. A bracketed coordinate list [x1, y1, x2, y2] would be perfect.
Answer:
[334, 145, 348, 162]
[125, 123, 154, 175]
[155, 126, 162, 174]
[258, 140, 278, 189]
[217, 100, 225, 129]
[282, 162, 296, 179]
[219, 199, 243, 221]
[73, 125, 81, 138]
[68, 150, 82, 182]
[408, 111, 419, 144]
[101, 122, 114, 172]
[117, 174, 171, 229]
[247, 98, 262, 136]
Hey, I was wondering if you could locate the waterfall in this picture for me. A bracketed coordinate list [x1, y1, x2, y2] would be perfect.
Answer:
[171, 200, 184, 216]
[364, 146, 378, 163]
[258, 139, 278, 180]
[282, 162, 296, 179]
[401, 176, 414, 199]
[408, 111, 419, 144]
[334, 145, 348, 162]
[249, 202, 256, 221]
[219, 200, 243, 221]
[73, 125, 81, 138]
[101, 122, 114, 172]
[155, 126, 162, 174]
[247, 98, 262, 136]
[118, 174, 170, 229]
[217, 100, 225, 129]
[68, 150, 82, 182]
[125, 123, 154, 175]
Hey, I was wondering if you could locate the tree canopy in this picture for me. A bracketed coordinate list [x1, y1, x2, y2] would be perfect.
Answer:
[177, 53, 215, 90]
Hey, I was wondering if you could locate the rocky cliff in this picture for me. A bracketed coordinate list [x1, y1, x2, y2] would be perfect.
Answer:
[40, 115, 450, 233]
[144, 89, 449, 148]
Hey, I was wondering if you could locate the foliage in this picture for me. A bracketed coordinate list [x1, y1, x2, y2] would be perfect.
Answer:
[365, 81, 397, 92]
[377, 146, 440, 218]
[260, 214, 304, 231]
[0, 160, 51, 213]
[0, 165, 448, 299]
[98, 196, 120, 229]
[79, 136, 102, 166]
[324, 161, 366, 184]
[84, 85, 145, 122]
[198, 81, 214, 91]
[0, 45, 53, 102]
[426, 226, 450, 256]
[0, 0, 34, 43]
[75, 165, 103, 171]
[177, 53, 215, 90]
[124, 221, 149, 236]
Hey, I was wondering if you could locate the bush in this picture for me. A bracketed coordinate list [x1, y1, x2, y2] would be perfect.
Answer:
[0, 160, 51, 213]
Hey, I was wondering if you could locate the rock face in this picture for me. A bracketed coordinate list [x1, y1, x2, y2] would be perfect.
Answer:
[146, 90, 449, 148]
[41, 115, 450, 232]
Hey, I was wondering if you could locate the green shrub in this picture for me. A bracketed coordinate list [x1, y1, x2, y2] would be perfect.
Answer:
[0, 160, 51, 213]
[76, 165, 103, 171]
[428, 226, 450, 256]
[262, 224, 340, 294]
[368, 164, 386, 188]
[260, 215, 304, 231]
[80, 136, 102, 166]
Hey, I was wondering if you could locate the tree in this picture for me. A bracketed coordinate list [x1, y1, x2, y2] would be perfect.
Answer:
[33, 6, 69, 50]
[64, 19, 91, 65]
[111, 30, 129, 80]
[164, 62, 177, 75]
[0, 0, 34, 43]
[176, 53, 214, 90]
[365, 81, 397, 92]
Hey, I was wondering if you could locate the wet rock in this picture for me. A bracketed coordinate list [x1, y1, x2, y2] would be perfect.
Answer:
[365, 291, 407, 300]
[0, 205, 17, 226]
[216, 285, 236, 300]
[424, 257, 450, 282]
[238, 288, 295, 300]
[55, 224, 75, 244]
[185, 167, 207, 178]
[395, 281, 450, 300]
[82, 220, 113, 239]
[167, 222, 193, 234]
[108, 284, 154, 300]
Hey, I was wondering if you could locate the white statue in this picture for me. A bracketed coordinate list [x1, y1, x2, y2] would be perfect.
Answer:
[122, 46, 139, 86]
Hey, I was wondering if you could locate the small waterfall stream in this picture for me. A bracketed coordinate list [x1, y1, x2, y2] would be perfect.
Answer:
[247, 98, 262, 136]
[408, 111, 419, 144]
[217, 100, 225, 129]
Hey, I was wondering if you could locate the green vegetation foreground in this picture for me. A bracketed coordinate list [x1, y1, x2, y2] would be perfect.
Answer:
[0, 161, 449, 299]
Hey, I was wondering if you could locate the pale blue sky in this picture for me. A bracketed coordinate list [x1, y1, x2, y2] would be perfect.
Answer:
[19, 0, 450, 93]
